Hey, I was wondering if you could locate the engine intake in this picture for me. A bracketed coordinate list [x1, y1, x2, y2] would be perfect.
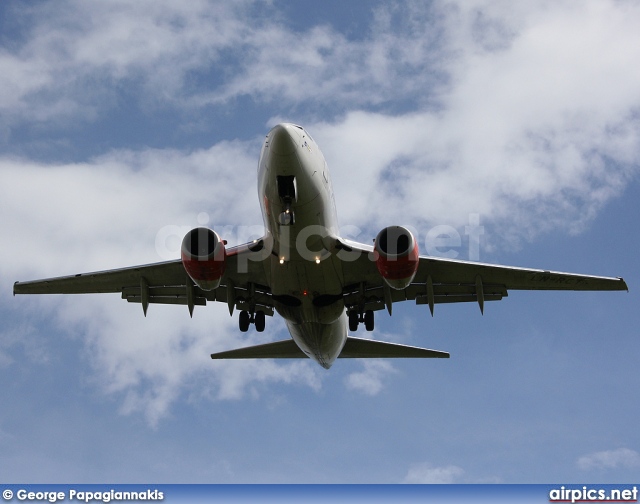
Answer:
[181, 227, 226, 291]
[374, 226, 419, 290]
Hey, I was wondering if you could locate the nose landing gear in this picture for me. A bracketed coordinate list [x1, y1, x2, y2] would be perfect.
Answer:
[277, 175, 296, 226]
[278, 206, 295, 226]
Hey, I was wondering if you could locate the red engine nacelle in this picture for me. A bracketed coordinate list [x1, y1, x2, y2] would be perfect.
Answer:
[181, 227, 226, 291]
[373, 225, 419, 290]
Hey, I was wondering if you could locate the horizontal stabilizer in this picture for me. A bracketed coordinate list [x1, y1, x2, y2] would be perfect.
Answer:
[211, 339, 306, 360]
[340, 337, 449, 359]
[210, 337, 449, 360]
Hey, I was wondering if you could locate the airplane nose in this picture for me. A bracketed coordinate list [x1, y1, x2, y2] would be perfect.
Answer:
[270, 124, 297, 155]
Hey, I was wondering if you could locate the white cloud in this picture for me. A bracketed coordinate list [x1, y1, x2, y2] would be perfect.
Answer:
[0, 323, 49, 369]
[4, 0, 640, 246]
[4, 0, 640, 425]
[0, 1, 254, 124]
[0, 140, 320, 426]
[577, 448, 640, 472]
[0, 2, 503, 124]
[344, 360, 397, 396]
[308, 0, 640, 246]
[8, 265, 322, 428]
[55, 293, 321, 427]
[0, 139, 261, 271]
[206, 4, 447, 109]
[403, 463, 465, 484]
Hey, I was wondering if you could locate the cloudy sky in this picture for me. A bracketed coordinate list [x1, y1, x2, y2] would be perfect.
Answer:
[1, 0, 639, 483]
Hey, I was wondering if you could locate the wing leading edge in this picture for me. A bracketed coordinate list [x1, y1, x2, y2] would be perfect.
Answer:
[338, 239, 627, 316]
[13, 241, 274, 318]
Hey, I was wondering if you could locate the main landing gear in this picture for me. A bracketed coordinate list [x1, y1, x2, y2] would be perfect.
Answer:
[239, 310, 265, 333]
[348, 309, 374, 332]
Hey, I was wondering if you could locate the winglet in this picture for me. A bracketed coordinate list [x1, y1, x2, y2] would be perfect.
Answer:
[620, 277, 629, 292]
[13, 281, 17, 296]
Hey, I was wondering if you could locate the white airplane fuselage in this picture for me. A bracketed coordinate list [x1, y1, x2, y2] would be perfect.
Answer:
[258, 123, 347, 368]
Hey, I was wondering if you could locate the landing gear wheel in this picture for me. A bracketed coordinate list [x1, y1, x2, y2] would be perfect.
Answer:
[239, 310, 250, 332]
[255, 310, 265, 332]
[364, 310, 374, 332]
[348, 311, 359, 332]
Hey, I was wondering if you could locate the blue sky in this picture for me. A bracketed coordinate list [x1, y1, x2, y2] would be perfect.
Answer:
[1, 0, 639, 483]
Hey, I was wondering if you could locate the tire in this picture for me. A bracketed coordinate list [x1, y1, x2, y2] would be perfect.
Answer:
[239, 310, 250, 332]
[348, 311, 359, 332]
[255, 311, 266, 332]
[364, 310, 374, 332]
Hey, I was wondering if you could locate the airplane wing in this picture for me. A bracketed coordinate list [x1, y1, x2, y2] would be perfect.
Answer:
[13, 241, 273, 317]
[338, 240, 628, 316]
[15, 235, 627, 319]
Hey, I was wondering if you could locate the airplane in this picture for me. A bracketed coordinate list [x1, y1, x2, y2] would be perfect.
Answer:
[14, 123, 628, 369]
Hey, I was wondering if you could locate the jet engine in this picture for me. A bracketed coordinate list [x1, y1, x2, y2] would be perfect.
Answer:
[181, 227, 226, 291]
[373, 225, 419, 290]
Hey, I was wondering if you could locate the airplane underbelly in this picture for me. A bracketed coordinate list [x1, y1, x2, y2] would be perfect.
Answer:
[271, 256, 344, 323]
[271, 255, 347, 368]
[285, 316, 348, 369]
